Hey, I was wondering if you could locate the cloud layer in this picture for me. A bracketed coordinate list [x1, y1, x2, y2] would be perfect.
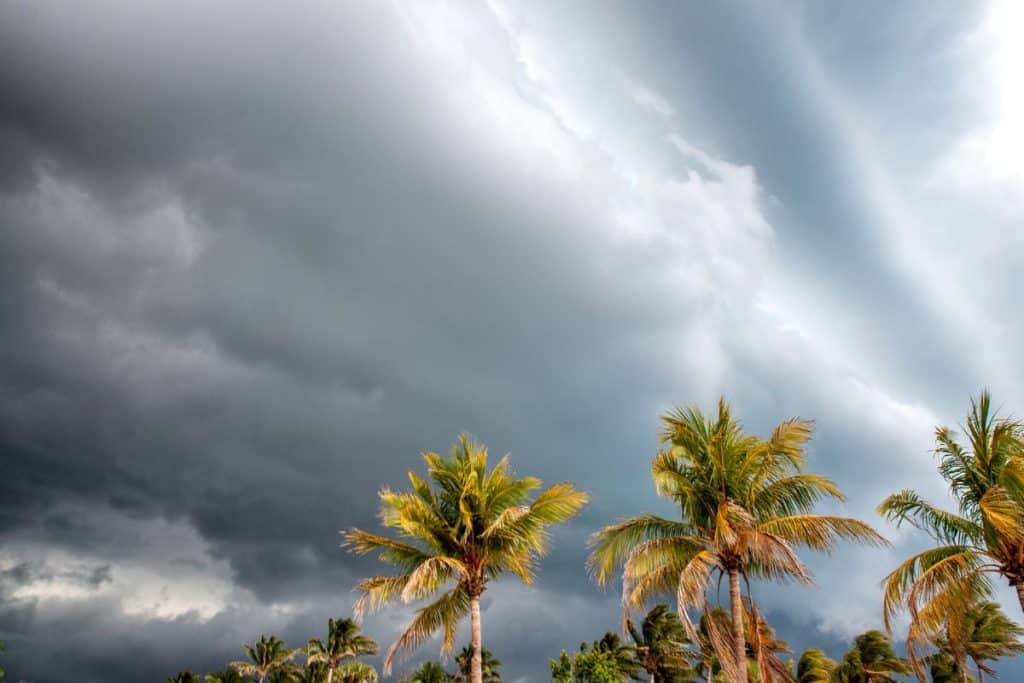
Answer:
[1, 1, 1021, 680]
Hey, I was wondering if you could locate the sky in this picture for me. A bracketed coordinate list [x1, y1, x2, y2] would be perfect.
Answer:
[1, 1, 1023, 681]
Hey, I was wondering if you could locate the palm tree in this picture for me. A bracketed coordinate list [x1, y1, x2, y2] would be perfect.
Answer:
[794, 649, 834, 683]
[345, 434, 589, 683]
[832, 630, 909, 683]
[743, 603, 792, 683]
[923, 600, 1024, 683]
[878, 391, 1024, 647]
[408, 661, 452, 683]
[589, 399, 886, 683]
[206, 669, 244, 683]
[454, 646, 501, 683]
[307, 618, 379, 683]
[924, 652, 963, 683]
[591, 633, 642, 681]
[626, 605, 696, 683]
[231, 635, 303, 683]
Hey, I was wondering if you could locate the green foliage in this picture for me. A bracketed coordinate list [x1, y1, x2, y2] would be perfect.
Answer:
[832, 631, 909, 683]
[206, 669, 244, 683]
[454, 646, 501, 683]
[345, 434, 589, 673]
[307, 617, 379, 681]
[550, 644, 628, 683]
[231, 635, 303, 682]
[590, 399, 885, 681]
[879, 391, 1024, 649]
[627, 604, 697, 683]
[794, 648, 834, 683]
[408, 660, 453, 683]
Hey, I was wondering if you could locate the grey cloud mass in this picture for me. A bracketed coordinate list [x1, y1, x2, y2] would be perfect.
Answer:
[1, 1, 1022, 681]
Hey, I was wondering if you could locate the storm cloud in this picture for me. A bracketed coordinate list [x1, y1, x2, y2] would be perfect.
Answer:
[1, 1, 1023, 681]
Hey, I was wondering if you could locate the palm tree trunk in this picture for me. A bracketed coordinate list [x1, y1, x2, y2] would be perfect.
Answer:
[328, 667, 335, 683]
[728, 569, 745, 683]
[973, 656, 984, 683]
[470, 594, 483, 683]
[1015, 582, 1024, 614]
[649, 670, 656, 683]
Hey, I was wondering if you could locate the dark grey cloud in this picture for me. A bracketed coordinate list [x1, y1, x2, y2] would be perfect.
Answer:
[1, 1, 1022, 681]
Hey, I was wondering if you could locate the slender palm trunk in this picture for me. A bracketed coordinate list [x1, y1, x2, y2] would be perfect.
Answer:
[649, 670, 656, 683]
[728, 569, 745, 683]
[470, 594, 483, 683]
[328, 666, 335, 683]
[1015, 582, 1024, 614]
[974, 657, 984, 683]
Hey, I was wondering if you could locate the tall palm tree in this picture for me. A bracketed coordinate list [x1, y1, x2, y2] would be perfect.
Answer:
[454, 646, 501, 683]
[206, 669, 244, 683]
[408, 661, 453, 683]
[794, 649, 834, 683]
[307, 618, 379, 683]
[231, 635, 303, 683]
[832, 631, 909, 683]
[589, 399, 886, 683]
[626, 605, 697, 683]
[345, 434, 589, 683]
[878, 392, 1024, 651]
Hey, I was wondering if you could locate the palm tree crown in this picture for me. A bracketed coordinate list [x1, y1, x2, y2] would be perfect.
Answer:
[344, 434, 589, 681]
[878, 392, 1024, 648]
[626, 605, 696, 683]
[832, 631, 909, 683]
[589, 399, 886, 682]
[307, 618, 378, 683]
[794, 648, 834, 683]
[408, 661, 452, 683]
[231, 635, 302, 683]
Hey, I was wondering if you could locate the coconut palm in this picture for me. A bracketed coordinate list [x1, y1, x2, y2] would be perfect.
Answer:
[589, 399, 886, 683]
[206, 669, 244, 683]
[794, 648, 834, 683]
[408, 661, 453, 683]
[832, 630, 909, 683]
[592, 633, 642, 681]
[878, 391, 1024, 649]
[626, 605, 697, 683]
[454, 646, 501, 683]
[924, 652, 964, 683]
[345, 434, 589, 683]
[231, 635, 303, 683]
[922, 600, 1024, 683]
[307, 618, 379, 683]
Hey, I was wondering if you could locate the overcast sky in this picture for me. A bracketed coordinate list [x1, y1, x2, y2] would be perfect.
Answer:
[2, 1, 1024, 681]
